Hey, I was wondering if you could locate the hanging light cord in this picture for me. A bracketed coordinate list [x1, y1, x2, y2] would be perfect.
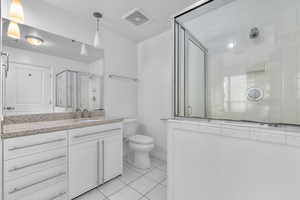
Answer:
[96, 18, 100, 32]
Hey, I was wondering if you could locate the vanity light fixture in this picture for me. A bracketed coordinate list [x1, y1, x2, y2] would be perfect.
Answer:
[9, 0, 24, 24]
[25, 35, 44, 46]
[93, 12, 103, 49]
[7, 21, 21, 39]
[80, 43, 88, 56]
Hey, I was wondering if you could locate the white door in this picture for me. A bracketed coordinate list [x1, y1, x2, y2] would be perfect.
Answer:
[103, 133, 123, 182]
[69, 140, 98, 199]
[5, 62, 52, 115]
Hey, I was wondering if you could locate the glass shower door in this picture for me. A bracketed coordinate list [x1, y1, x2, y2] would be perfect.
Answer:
[185, 33, 206, 118]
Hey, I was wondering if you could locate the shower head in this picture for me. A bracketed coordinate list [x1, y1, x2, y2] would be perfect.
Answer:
[249, 27, 260, 39]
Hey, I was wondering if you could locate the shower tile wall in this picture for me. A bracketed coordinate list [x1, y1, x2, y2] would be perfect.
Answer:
[186, 0, 300, 124]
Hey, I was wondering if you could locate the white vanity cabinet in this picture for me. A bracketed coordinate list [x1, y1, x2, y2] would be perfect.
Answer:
[69, 123, 123, 199]
[69, 139, 100, 198]
[2, 131, 68, 200]
[1, 121, 123, 200]
[103, 133, 123, 182]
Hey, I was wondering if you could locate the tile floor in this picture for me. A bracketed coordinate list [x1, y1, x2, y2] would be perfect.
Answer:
[74, 157, 167, 200]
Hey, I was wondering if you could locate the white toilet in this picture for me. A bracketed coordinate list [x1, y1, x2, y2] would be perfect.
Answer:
[123, 119, 154, 169]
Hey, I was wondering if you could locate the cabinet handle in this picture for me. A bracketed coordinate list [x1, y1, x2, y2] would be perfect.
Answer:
[97, 141, 100, 185]
[8, 155, 66, 172]
[73, 128, 121, 139]
[48, 192, 66, 200]
[9, 172, 66, 194]
[8, 138, 66, 151]
[102, 140, 105, 183]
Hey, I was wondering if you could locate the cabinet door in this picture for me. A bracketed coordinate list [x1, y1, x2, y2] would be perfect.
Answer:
[69, 140, 98, 199]
[103, 134, 123, 182]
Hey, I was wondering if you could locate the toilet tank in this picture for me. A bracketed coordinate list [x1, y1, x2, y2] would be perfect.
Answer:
[123, 118, 138, 137]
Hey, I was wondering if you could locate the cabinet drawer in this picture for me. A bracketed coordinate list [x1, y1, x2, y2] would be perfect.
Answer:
[4, 131, 67, 160]
[4, 165, 67, 200]
[4, 148, 67, 181]
[18, 181, 67, 200]
[69, 123, 122, 145]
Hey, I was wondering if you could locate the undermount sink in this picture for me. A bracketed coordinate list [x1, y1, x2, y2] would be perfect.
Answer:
[77, 119, 102, 123]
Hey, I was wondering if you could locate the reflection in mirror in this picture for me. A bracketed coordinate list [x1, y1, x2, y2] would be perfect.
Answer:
[2, 18, 104, 115]
[174, 0, 300, 125]
[55, 70, 103, 112]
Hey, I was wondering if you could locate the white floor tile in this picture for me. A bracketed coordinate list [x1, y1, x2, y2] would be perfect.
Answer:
[143, 169, 166, 183]
[146, 185, 167, 200]
[129, 176, 158, 195]
[74, 188, 106, 200]
[125, 159, 155, 174]
[99, 178, 126, 197]
[109, 186, 142, 200]
[119, 167, 142, 184]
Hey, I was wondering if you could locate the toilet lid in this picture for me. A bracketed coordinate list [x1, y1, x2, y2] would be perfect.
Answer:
[128, 135, 154, 144]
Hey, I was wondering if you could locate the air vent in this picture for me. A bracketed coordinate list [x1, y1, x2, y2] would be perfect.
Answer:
[123, 9, 149, 26]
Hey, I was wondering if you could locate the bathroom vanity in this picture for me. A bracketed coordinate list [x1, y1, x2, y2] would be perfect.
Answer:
[1, 114, 123, 200]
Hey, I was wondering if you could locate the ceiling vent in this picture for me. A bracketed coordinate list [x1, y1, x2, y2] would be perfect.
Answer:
[123, 9, 149, 26]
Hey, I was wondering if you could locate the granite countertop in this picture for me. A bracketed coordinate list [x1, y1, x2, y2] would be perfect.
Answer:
[2, 117, 123, 139]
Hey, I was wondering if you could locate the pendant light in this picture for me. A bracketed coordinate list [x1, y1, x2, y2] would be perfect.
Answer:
[80, 43, 88, 56]
[7, 21, 21, 39]
[93, 12, 103, 49]
[9, 0, 24, 24]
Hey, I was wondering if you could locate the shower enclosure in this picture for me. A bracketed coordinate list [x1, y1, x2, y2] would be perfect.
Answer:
[174, 0, 300, 125]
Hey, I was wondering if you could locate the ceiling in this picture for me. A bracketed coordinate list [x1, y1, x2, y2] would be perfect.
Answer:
[3, 19, 103, 64]
[183, 0, 299, 51]
[41, 0, 200, 42]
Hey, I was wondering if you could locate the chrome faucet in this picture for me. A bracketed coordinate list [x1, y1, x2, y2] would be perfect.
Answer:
[81, 109, 90, 118]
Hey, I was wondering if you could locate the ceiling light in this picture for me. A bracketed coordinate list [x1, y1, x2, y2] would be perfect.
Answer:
[7, 21, 21, 39]
[93, 12, 103, 49]
[80, 43, 88, 56]
[25, 35, 44, 46]
[9, 0, 24, 23]
[227, 41, 236, 49]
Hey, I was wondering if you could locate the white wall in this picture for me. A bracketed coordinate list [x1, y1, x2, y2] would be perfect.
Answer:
[2, 0, 138, 118]
[137, 31, 173, 160]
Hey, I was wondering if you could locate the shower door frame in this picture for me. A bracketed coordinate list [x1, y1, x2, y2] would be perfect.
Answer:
[184, 30, 207, 118]
[173, 19, 208, 119]
[172, 0, 212, 119]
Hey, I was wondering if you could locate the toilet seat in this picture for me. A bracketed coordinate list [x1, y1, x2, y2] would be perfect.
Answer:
[128, 135, 154, 144]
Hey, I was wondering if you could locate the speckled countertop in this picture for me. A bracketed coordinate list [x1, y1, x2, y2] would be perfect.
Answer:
[2, 117, 123, 139]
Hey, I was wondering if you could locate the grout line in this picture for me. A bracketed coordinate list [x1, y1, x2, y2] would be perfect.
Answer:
[90, 160, 167, 200]
[97, 178, 127, 198]
[142, 182, 162, 199]
[120, 164, 165, 199]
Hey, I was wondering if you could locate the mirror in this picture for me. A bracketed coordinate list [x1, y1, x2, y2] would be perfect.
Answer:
[2, 18, 104, 115]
